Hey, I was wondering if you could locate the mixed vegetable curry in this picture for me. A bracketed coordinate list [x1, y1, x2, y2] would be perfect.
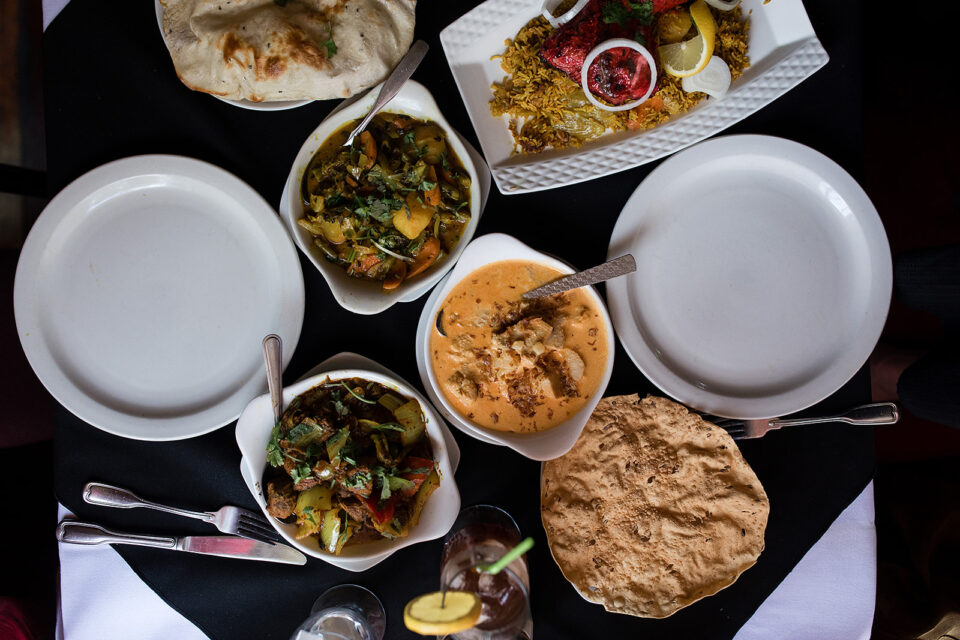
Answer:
[299, 113, 473, 291]
[263, 378, 439, 554]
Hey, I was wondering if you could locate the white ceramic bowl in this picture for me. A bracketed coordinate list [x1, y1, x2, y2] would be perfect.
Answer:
[235, 367, 461, 571]
[416, 233, 616, 461]
[280, 80, 483, 314]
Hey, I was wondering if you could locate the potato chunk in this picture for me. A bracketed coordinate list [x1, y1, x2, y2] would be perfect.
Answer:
[393, 193, 434, 239]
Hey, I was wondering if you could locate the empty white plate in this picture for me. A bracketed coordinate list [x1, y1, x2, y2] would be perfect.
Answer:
[14, 155, 305, 440]
[606, 135, 892, 419]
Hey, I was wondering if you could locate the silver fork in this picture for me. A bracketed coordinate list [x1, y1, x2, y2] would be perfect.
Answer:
[707, 402, 900, 440]
[82, 482, 280, 545]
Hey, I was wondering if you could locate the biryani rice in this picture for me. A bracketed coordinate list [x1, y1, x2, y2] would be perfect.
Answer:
[490, 5, 750, 154]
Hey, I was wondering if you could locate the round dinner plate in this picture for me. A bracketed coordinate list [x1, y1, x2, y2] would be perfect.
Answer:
[14, 155, 305, 440]
[607, 135, 892, 419]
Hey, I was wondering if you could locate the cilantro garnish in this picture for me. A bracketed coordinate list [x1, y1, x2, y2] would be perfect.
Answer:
[371, 422, 405, 433]
[352, 195, 403, 224]
[290, 463, 313, 486]
[266, 422, 284, 467]
[328, 390, 350, 417]
[601, 0, 653, 27]
[338, 381, 377, 404]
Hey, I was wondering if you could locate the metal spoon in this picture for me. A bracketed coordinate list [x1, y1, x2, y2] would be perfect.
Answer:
[342, 40, 429, 148]
[522, 254, 636, 299]
[262, 334, 283, 424]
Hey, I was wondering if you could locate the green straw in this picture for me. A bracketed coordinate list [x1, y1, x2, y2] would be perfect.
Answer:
[477, 537, 534, 575]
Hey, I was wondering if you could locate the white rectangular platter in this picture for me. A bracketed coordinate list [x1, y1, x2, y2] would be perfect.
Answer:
[440, 0, 828, 194]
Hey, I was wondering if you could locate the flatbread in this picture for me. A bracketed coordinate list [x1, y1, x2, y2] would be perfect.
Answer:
[160, 0, 416, 102]
[541, 394, 769, 618]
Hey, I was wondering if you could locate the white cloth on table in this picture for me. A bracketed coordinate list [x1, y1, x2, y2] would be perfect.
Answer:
[56, 482, 876, 640]
[42, 0, 70, 31]
[733, 481, 877, 640]
[56, 505, 208, 640]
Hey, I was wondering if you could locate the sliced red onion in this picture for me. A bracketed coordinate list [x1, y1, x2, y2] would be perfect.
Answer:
[704, 0, 740, 10]
[580, 38, 657, 112]
[371, 240, 414, 262]
[540, 0, 590, 27]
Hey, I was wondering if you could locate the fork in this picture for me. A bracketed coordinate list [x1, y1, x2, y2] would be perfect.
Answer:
[82, 482, 281, 545]
[705, 402, 900, 440]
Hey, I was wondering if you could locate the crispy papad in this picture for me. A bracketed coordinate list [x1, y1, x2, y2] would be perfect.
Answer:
[541, 394, 769, 618]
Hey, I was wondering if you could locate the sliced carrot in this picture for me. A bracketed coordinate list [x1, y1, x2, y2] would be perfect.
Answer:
[393, 115, 417, 129]
[408, 237, 441, 277]
[423, 166, 441, 207]
[438, 165, 455, 185]
[348, 253, 381, 276]
[382, 260, 407, 291]
[359, 131, 377, 169]
[627, 96, 665, 130]
[345, 175, 358, 187]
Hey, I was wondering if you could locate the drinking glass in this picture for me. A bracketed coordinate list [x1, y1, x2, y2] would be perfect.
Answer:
[439, 505, 533, 640]
[289, 584, 386, 640]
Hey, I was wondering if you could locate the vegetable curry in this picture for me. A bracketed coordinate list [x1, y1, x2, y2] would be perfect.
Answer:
[263, 377, 439, 554]
[299, 113, 472, 291]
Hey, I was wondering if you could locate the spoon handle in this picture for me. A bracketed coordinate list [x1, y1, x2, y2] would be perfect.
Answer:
[522, 254, 636, 299]
[262, 334, 284, 424]
[343, 40, 429, 147]
[770, 402, 900, 428]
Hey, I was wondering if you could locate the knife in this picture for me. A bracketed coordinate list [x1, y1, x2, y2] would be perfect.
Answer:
[522, 254, 636, 299]
[56, 520, 306, 566]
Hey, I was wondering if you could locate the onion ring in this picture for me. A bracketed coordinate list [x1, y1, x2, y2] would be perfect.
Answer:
[580, 38, 657, 112]
[704, 0, 740, 10]
[540, 0, 590, 27]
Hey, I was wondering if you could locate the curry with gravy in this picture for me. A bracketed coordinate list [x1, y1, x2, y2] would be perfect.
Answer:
[430, 260, 609, 432]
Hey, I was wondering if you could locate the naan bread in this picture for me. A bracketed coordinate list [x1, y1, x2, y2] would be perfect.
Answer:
[541, 394, 769, 618]
[160, 0, 416, 102]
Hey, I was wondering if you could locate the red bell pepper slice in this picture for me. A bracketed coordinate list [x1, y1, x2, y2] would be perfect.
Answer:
[361, 495, 397, 525]
[399, 457, 435, 497]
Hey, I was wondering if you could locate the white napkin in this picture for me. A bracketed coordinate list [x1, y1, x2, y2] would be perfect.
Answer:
[42, 0, 70, 30]
[57, 482, 876, 640]
[56, 505, 209, 640]
[733, 481, 876, 640]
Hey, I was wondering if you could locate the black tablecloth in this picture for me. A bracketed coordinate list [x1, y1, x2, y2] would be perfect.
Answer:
[43, 1, 874, 638]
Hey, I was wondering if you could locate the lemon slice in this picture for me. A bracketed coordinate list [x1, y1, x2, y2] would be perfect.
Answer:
[659, 0, 716, 78]
[404, 591, 482, 636]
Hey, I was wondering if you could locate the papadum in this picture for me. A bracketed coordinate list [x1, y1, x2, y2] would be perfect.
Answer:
[541, 394, 769, 618]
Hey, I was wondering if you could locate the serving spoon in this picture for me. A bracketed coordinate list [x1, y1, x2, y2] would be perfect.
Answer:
[261, 334, 298, 525]
[342, 40, 429, 148]
[522, 254, 636, 299]
[262, 334, 284, 425]
[435, 255, 636, 336]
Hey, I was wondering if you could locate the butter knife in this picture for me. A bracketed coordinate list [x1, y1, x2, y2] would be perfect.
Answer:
[56, 521, 306, 565]
[522, 255, 636, 299]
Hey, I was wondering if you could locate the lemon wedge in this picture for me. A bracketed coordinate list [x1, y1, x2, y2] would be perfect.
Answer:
[404, 591, 482, 636]
[659, 0, 716, 78]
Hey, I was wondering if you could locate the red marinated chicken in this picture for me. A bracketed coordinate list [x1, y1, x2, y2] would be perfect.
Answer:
[540, 0, 686, 105]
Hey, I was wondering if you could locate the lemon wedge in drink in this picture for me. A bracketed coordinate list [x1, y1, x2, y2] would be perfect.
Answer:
[659, 0, 716, 78]
[404, 590, 482, 636]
